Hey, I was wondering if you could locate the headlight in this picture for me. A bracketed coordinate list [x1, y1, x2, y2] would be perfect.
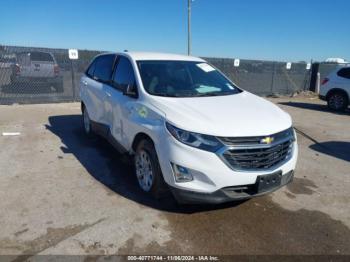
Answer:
[285, 127, 296, 141]
[166, 122, 223, 152]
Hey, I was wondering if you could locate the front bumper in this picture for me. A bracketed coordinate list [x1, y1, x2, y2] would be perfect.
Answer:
[155, 129, 298, 194]
[170, 170, 294, 204]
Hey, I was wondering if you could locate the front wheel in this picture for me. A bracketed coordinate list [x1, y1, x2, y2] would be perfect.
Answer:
[134, 139, 168, 198]
[327, 92, 348, 111]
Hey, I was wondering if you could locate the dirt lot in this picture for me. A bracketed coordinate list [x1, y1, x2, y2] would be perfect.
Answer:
[0, 96, 349, 257]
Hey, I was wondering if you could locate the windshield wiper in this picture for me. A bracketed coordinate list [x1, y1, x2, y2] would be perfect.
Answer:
[152, 91, 233, 97]
[191, 91, 233, 97]
[152, 92, 182, 97]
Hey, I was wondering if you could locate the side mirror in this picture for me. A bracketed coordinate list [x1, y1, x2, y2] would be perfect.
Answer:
[123, 83, 138, 98]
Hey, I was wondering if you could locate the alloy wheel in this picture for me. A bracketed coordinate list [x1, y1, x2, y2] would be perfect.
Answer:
[329, 94, 345, 110]
[135, 149, 154, 192]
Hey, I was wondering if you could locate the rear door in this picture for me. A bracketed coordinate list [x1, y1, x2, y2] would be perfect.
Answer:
[28, 52, 55, 78]
[81, 54, 116, 125]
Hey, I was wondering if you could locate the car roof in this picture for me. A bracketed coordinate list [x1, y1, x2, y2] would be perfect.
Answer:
[116, 52, 205, 62]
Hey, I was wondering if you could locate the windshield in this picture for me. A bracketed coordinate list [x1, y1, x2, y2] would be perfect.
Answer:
[137, 60, 241, 97]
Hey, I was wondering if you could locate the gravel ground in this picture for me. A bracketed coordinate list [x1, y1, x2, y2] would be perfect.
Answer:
[0, 96, 349, 258]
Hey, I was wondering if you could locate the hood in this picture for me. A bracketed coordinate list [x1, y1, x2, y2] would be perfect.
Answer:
[149, 91, 292, 137]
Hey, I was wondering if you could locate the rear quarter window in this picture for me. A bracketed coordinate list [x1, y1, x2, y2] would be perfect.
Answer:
[337, 68, 350, 79]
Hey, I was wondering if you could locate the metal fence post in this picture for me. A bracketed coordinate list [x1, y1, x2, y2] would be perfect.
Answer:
[70, 59, 76, 101]
[316, 72, 320, 94]
[270, 62, 276, 95]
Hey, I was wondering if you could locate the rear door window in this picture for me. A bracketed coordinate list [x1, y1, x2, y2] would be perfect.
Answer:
[93, 54, 116, 82]
[337, 68, 350, 79]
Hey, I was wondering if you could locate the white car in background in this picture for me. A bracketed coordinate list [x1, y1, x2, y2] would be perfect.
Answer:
[319, 66, 350, 111]
[80, 52, 298, 204]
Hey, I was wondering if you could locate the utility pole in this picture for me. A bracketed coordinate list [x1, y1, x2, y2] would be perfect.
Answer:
[187, 0, 192, 56]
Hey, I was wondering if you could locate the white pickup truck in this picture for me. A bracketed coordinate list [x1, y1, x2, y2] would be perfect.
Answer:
[11, 51, 63, 92]
[80, 52, 298, 204]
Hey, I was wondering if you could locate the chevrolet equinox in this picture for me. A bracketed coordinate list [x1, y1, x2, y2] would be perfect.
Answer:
[80, 52, 298, 204]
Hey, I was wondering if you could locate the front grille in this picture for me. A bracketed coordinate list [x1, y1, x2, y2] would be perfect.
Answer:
[218, 128, 294, 146]
[219, 136, 261, 145]
[219, 128, 295, 171]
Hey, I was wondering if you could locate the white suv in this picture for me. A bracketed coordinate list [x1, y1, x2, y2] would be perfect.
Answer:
[319, 66, 350, 111]
[80, 52, 298, 204]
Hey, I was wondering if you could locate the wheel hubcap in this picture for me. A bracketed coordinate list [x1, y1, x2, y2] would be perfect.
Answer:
[83, 109, 90, 133]
[329, 94, 344, 109]
[135, 150, 154, 192]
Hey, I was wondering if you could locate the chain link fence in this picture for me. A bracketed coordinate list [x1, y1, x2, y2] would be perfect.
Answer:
[1, 45, 312, 104]
[206, 58, 311, 96]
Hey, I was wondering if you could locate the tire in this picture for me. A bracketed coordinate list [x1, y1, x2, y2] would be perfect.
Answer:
[327, 91, 348, 111]
[82, 106, 94, 137]
[134, 139, 169, 199]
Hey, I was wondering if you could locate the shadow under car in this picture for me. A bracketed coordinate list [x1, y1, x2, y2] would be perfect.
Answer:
[46, 114, 247, 214]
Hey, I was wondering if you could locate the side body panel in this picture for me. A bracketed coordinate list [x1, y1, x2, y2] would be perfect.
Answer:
[80, 74, 106, 124]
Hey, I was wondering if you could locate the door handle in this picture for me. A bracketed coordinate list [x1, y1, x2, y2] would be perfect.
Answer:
[82, 81, 87, 86]
[106, 91, 111, 97]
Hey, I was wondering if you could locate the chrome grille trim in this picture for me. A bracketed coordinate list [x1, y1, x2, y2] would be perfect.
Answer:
[216, 128, 295, 171]
[217, 128, 294, 148]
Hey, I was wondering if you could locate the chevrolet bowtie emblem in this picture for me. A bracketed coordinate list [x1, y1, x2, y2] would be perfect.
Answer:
[261, 136, 274, 144]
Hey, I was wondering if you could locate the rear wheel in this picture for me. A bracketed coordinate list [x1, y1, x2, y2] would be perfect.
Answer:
[134, 139, 168, 198]
[327, 91, 348, 111]
[82, 106, 94, 136]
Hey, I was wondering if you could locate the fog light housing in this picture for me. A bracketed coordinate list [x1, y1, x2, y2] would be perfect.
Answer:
[171, 163, 193, 182]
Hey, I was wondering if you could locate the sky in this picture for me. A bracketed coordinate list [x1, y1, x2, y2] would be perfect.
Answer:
[0, 0, 349, 62]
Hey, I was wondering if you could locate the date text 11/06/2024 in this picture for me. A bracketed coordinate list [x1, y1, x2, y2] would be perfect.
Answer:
[127, 255, 220, 261]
